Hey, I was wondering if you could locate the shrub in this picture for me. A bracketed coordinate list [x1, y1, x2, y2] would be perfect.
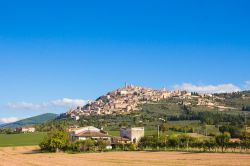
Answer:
[78, 139, 95, 152]
[39, 129, 69, 152]
[96, 139, 108, 152]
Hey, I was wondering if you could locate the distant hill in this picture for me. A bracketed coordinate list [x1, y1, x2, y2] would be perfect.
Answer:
[0, 113, 58, 128]
[66, 84, 250, 118]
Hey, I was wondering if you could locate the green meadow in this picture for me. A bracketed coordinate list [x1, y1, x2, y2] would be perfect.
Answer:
[0, 132, 46, 147]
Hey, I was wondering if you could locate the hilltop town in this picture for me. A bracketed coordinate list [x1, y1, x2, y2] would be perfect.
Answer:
[67, 84, 237, 119]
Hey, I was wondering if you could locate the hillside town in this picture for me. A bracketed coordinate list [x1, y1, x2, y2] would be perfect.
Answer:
[67, 84, 232, 118]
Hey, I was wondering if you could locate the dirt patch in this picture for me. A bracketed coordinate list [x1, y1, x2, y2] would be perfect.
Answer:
[0, 146, 249, 166]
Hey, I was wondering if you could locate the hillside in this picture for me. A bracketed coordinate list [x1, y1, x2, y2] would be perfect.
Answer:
[66, 85, 250, 118]
[0, 113, 58, 128]
[43, 86, 250, 137]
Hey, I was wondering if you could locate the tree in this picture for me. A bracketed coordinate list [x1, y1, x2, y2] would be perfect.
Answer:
[219, 126, 242, 138]
[168, 135, 179, 150]
[203, 138, 217, 152]
[39, 129, 69, 152]
[215, 132, 231, 152]
[241, 132, 250, 151]
[178, 134, 195, 151]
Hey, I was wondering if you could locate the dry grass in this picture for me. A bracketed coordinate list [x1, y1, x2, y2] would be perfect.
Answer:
[0, 146, 250, 166]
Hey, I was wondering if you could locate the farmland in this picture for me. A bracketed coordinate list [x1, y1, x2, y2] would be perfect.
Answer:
[0, 146, 250, 166]
[0, 130, 163, 147]
[0, 132, 46, 147]
[0, 130, 179, 147]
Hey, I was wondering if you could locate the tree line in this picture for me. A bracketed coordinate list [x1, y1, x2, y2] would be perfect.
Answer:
[39, 129, 250, 153]
[138, 132, 250, 153]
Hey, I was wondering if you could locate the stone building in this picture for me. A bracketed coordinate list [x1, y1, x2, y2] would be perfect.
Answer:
[120, 127, 144, 143]
[16, 126, 36, 133]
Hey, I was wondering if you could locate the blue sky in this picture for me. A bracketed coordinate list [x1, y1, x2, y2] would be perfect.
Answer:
[0, 0, 250, 122]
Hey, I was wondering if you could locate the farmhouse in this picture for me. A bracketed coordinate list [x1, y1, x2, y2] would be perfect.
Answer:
[120, 127, 144, 143]
[69, 126, 111, 141]
[16, 126, 36, 133]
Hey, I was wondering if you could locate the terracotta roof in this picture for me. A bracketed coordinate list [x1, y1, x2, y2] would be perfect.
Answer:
[75, 130, 111, 138]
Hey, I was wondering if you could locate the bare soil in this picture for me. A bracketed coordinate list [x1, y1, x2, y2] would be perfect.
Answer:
[0, 146, 250, 166]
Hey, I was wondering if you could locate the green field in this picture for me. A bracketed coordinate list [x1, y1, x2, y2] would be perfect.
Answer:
[0, 132, 46, 147]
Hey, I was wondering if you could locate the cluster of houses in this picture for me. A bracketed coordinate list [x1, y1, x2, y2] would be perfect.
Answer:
[69, 126, 145, 148]
[68, 84, 173, 117]
[67, 84, 233, 119]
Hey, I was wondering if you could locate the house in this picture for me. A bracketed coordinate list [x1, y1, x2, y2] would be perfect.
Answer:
[120, 127, 144, 143]
[71, 114, 80, 121]
[70, 126, 111, 141]
[119, 90, 128, 96]
[16, 126, 36, 133]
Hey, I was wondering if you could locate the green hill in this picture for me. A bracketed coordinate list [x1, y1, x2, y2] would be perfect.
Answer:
[0, 113, 58, 128]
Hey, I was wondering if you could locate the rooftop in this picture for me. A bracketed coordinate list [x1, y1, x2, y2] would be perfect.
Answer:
[75, 130, 111, 138]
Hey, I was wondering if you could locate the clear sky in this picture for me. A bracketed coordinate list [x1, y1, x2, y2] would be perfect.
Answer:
[0, 0, 250, 122]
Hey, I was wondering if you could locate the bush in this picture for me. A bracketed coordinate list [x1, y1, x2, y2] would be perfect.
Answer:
[219, 126, 242, 138]
[78, 139, 95, 152]
[96, 139, 108, 152]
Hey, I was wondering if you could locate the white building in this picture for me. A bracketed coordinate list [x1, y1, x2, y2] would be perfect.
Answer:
[119, 90, 128, 96]
[16, 126, 36, 133]
[120, 127, 144, 143]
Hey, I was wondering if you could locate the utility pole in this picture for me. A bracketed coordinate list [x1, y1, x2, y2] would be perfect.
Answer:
[158, 125, 160, 139]
[205, 125, 207, 137]
[245, 112, 247, 132]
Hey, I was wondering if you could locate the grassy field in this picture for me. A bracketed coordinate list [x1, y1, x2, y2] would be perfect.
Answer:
[0, 129, 189, 147]
[0, 130, 170, 147]
[0, 132, 46, 147]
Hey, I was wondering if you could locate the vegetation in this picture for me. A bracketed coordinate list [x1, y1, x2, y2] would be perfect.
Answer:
[39, 129, 70, 152]
[0, 132, 46, 147]
[0, 128, 21, 134]
[39, 129, 250, 153]
[138, 132, 250, 153]
[242, 106, 250, 112]
[39, 129, 110, 152]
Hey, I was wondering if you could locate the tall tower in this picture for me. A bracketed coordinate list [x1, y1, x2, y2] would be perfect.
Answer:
[125, 82, 128, 88]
